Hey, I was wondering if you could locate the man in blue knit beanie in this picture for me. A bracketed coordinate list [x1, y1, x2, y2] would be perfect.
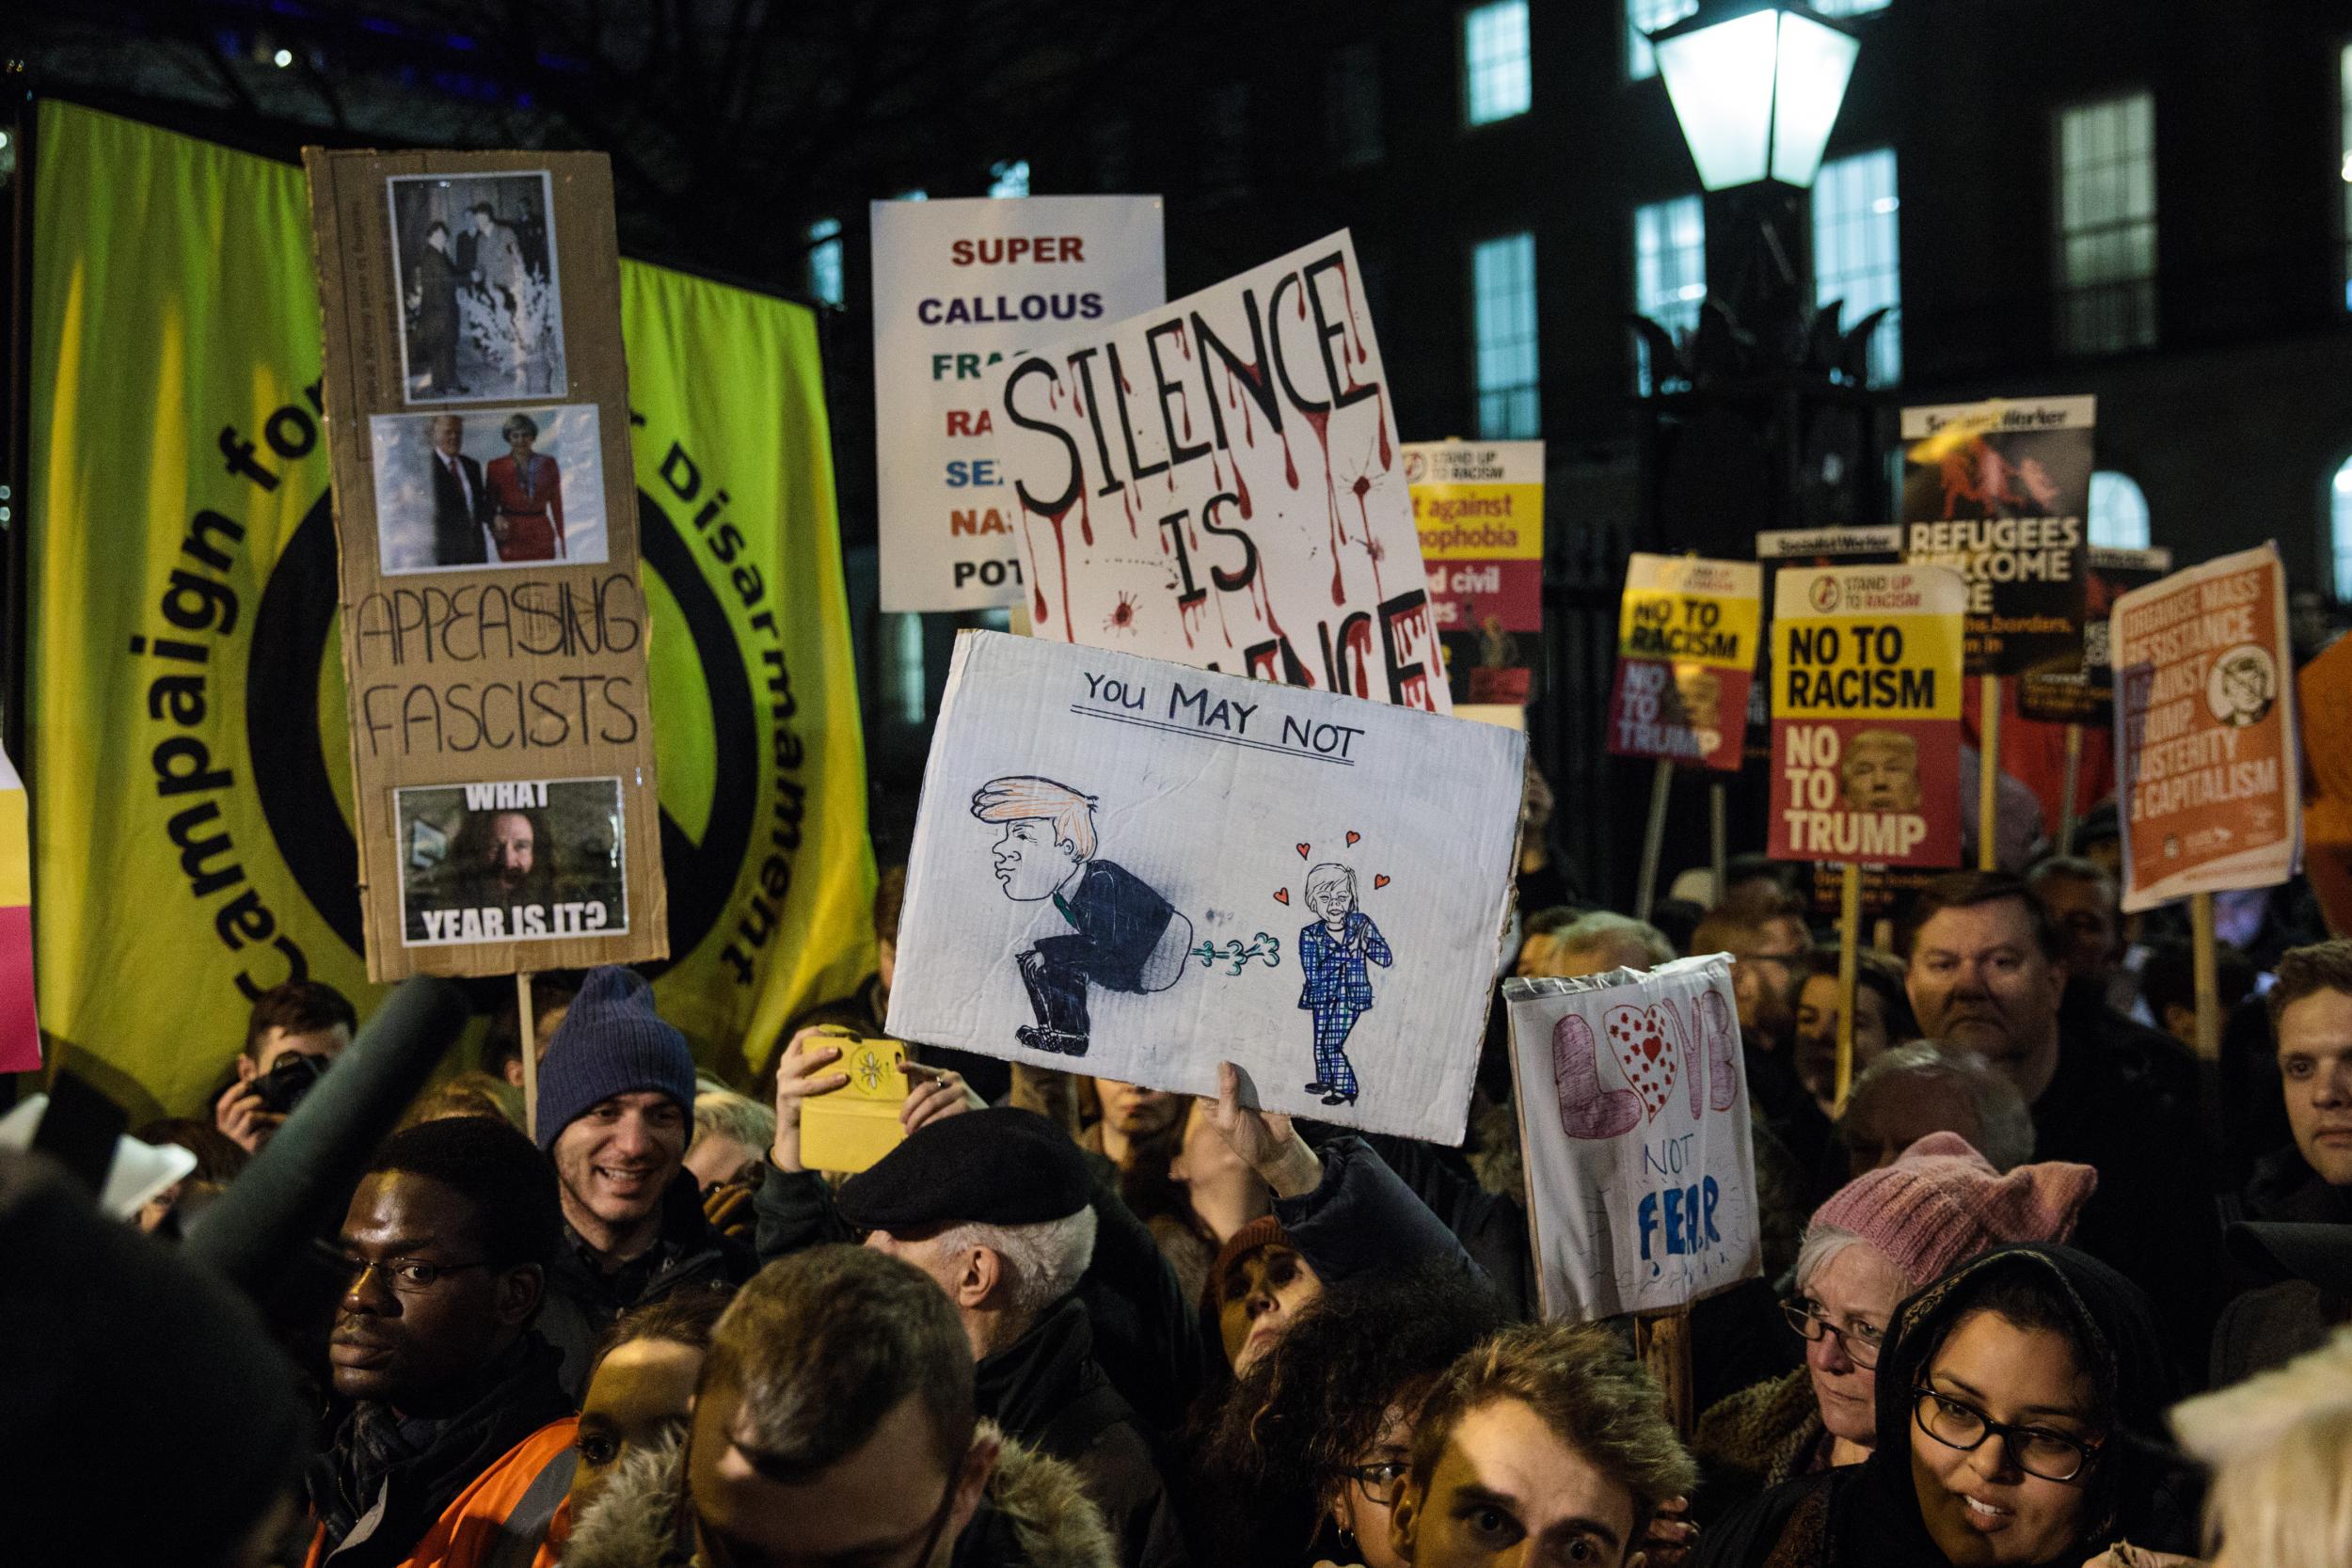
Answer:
[534, 965, 752, 1395]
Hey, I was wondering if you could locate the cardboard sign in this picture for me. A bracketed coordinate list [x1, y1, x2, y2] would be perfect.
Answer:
[1769, 565, 1968, 867]
[0, 745, 37, 1072]
[2112, 543, 2300, 913]
[1406, 440, 1545, 708]
[2297, 634, 2352, 936]
[992, 231, 1448, 712]
[2019, 547, 2172, 725]
[873, 197, 1167, 612]
[306, 150, 667, 979]
[1605, 555, 1761, 772]
[1504, 956, 1760, 1321]
[1899, 398, 2092, 676]
[887, 631, 1520, 1142]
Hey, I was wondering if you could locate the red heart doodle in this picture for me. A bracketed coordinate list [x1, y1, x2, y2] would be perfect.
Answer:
[1295, 843, 1311, 858]
[1601, 1002, 1683, 1123]
[1273, 888, 1290, 905]
[1345, 831, 1360, 846]
[1373, 874, 1391, 889]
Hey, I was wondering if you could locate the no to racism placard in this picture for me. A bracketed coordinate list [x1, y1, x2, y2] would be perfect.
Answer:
[1770, 565, 1967, 867]
[887, 631, 1521, 1143]
[1605, 554, 1761, 771]
[1405, 440, 1544, 708]
[992, 230, 1448, 712]
[2018, 546, 2172, 726]
[1900, 397, 2092, 676]
[1504, 957, 1759, 1322]
[2112, 543, 2300, 912]
[306, 149, 667, 979]
[872, 196, 1167, 612]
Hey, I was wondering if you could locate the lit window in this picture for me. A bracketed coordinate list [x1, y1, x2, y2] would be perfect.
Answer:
[2341, 45, 2352, 309]
[1816, 0, 1891, 15]
[2056, 91, 2157, 354]
[1471, 232, 1540, 438]
[1464, 1, 1533, 126]
[1627, 0, 1694, 81]
[806, 218, 843, 309]
[988, 159, 1030, 198]
[1203, 83, 1251, 196]
[2332, 456, 2352, 598]
[2088, 471, 2149, 549]
[1327, 42, 1385, 168]
[1812, 148, 1901, 385]
[1633, 195, 1705, 392]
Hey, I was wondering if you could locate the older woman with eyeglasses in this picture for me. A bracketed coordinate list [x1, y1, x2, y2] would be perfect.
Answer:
[1693, 1133, 2095, 1517]
[1696, 1244, 2201, 1568]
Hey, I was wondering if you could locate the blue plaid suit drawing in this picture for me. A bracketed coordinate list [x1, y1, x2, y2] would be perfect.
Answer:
[1297, 912, 1391, 1100]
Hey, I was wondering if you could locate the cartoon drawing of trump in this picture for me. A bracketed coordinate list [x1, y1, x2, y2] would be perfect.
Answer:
[1296, 863, 1392, 1107]
[973, 776, 1193, 1058]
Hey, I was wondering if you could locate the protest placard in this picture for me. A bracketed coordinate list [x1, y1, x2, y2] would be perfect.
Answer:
[1406, 440, 1544, 709]
[306, 149, 667, 980]
[1899, 398, 2092, 677]
[872, 197, 1167, 612]
[1605, 555, 1761, 772]
[1504, 956, 1759, 1322]
[1769, 564, 1967, 868]
[0, 744, 36, 1072]
[2112, 543, 2300, 913]
[2019, 547, 2172, 725]
[887, 631, 1520, 1142]
[991, 230, 1448, 712]
[2297, 633, 2352, 936]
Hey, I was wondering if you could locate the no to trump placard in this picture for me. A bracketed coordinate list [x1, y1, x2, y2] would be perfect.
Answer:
[2112, 543, 2300, 913]
[1770, 565, 1967, 867]
[992, 230, 1447, 712]
[1406, 440, 1544, 708]
[872, 196, 1166, 612]
[1605, 554, 1760, 772]
[1900, 398, 2092, 676]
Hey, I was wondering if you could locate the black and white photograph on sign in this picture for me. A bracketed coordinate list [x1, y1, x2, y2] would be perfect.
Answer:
[388, 170, 566, 403]
[396, 777, 628, 945]
[368, 406, 606, 572]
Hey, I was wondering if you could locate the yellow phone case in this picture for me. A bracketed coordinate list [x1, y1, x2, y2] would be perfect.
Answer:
[799, 1036, 910, 1175]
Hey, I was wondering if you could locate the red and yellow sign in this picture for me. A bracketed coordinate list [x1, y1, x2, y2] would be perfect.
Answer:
[1605, 554, 1761, 772]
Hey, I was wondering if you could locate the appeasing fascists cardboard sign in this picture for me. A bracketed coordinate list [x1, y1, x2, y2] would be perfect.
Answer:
[2019, 547, 2172, 726]
[305, 149, 667, 980]
[1770, 565, 1968, 868]
[2112, 543, 2300, 913]
[1504, 957, 1760, 1322]
[887, 631, 1521, 1143]
[872, 197, 1167, 612]
[992, 230, 1449, 713]
[1900, 398, 2093, 677]
[1405, 440, 1544, 708]
[1605, 555, 1761, 772]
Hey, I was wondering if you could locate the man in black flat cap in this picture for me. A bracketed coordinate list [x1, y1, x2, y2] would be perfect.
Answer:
[819, 1106, 1187, 1568]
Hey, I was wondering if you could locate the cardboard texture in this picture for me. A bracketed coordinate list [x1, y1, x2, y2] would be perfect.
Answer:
[1900, 398, 2093, 677]
[2019, 547, 2172, 725]
[2112, 543, 2300, 913]
[1605, 554, 1761, 772]
[990, 230, 1450, 713]
[800, 1035, 912, 1175]
[872, 196, 1168, 612]
[304, 149, 666, 980]
[1769, 564, 1968, 868]
[886, 631, 1521, 1143]
[1405, 440, 1545, 707]
[1504, 956, 1760, 1322]
[2296, 635, 2352, 936]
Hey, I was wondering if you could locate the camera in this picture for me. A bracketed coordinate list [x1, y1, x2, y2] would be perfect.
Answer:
[250, 1051, 332, 1116]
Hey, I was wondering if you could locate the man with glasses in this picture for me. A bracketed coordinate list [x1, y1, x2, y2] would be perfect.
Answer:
[564, 1245, 1114, 1568]
[308, 1116, 574, 1567]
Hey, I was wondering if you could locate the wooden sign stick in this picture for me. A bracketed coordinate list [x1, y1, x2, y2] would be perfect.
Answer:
[1635, 759, 1674, 922]
[1835, 861, 1862, 1112]
[517, 970, 539, 1141]
[1978, 674, 2001, 871]
[1635, 1306, 1696, 1437]
[1708, 779, 1728, 906]
[2191, 893, 2221, 1061]
[2058, 721, 2084, 855]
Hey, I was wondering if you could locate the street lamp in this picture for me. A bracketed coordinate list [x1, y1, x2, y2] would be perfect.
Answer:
[1650, 2, 1860, 192]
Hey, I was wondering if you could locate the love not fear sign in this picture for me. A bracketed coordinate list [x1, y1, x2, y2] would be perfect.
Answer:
[991, 231, 1447, 712]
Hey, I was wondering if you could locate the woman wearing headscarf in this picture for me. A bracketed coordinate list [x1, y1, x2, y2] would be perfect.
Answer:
[1694, 1133, 2096, 1516]
[1695, 1243, 2200, 1568]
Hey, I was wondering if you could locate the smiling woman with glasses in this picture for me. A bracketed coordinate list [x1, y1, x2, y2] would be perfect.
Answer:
[1693, 1245, 2201, 1568]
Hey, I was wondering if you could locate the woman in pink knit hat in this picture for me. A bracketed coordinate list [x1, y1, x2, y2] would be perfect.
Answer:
[1693, 1132, 2097, 1513]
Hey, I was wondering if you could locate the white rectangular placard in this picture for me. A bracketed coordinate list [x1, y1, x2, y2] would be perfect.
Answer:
[887, 631, 1521, 1142]
[872, 196, 1166, 611]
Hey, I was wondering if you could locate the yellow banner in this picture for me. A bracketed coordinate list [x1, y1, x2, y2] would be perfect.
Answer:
[1770, 565, 1967, 722]
[1413, 484, 1545, 561]
[27, 103, 869, 1116]
[1616, 555, 1762, 673]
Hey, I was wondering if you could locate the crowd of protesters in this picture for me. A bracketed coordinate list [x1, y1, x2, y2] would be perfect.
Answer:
[8, 766, 2352, 1568]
